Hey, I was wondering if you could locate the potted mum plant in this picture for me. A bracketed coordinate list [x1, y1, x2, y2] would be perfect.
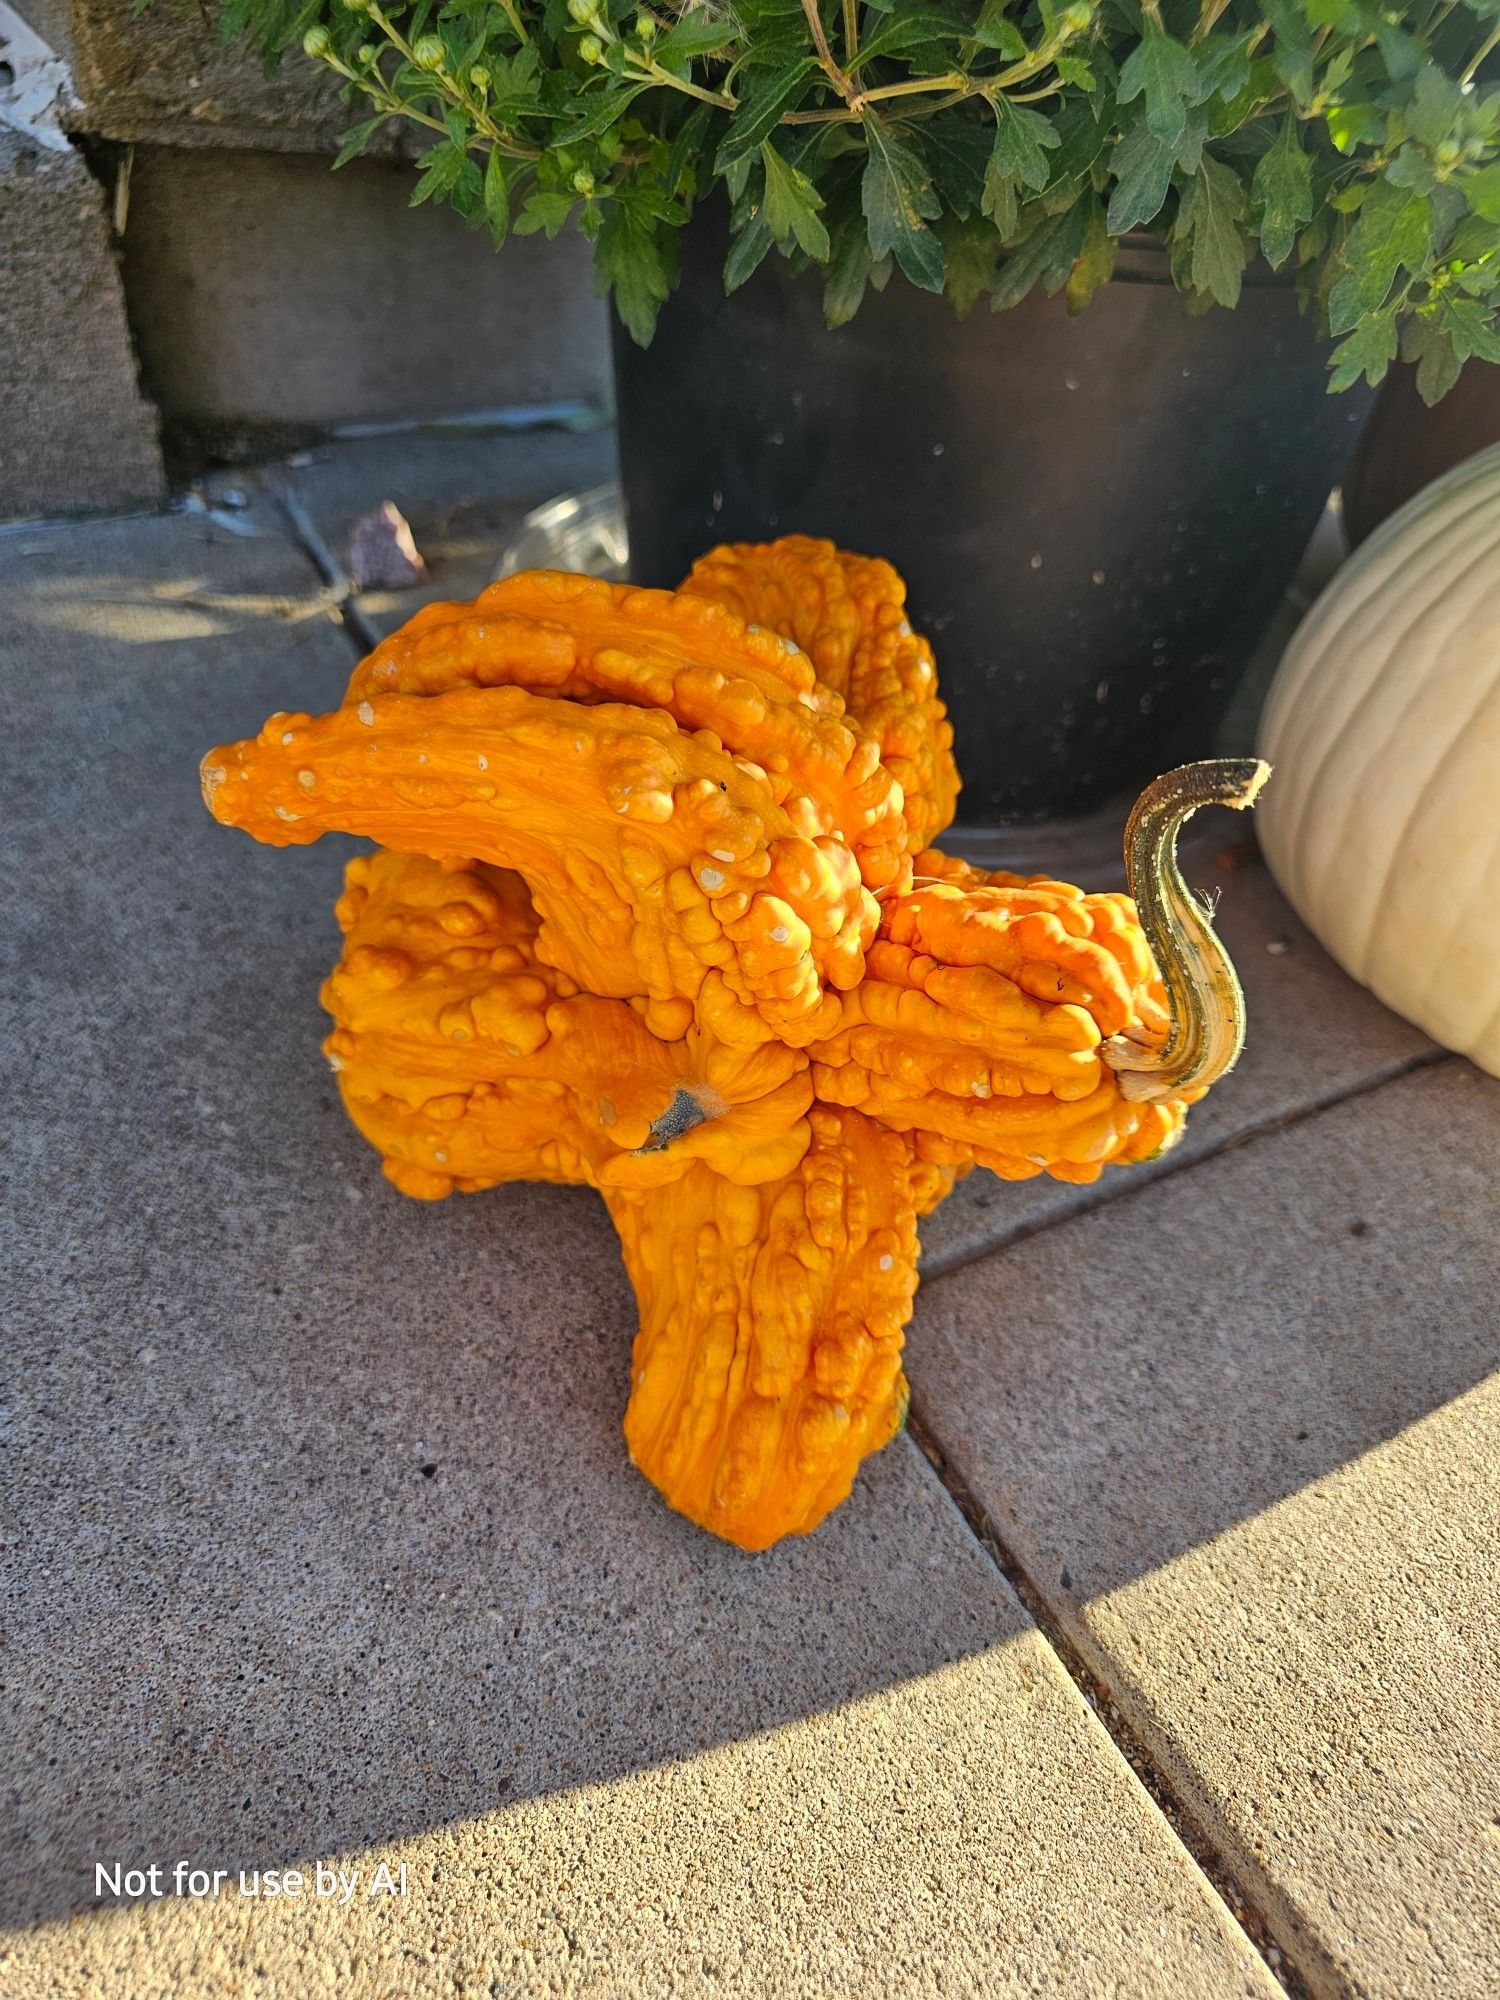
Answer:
[229, 0, 1500, 818]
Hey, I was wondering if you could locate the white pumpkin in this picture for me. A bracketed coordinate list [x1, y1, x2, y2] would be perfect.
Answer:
[1257, 442, 1500, 1076]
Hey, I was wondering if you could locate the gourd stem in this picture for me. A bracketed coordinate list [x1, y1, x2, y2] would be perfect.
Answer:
[1102, 759, 1269, 1103]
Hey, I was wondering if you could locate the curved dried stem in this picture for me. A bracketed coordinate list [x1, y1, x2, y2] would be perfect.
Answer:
[1102, 759, 1270, 1103]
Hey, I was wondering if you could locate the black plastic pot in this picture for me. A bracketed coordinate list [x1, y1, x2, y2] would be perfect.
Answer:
[613, 213, 1373, 822]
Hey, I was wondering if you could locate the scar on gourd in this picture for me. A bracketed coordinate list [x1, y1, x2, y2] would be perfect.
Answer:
[636, 1084, 729, 1153]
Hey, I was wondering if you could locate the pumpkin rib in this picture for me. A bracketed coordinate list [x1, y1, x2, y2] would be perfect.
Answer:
[1350, 617, 1500, 983]
[1372, 685, 1500, 1042]
[1259, 449, 1500, 1076]
[1281, 513, 1500, 960]
[1263, 459, 1500, 755]
[1263, 470, 1500, 886]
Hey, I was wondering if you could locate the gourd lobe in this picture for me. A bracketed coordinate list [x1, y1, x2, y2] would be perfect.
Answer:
[202, 535, 1259, 1549]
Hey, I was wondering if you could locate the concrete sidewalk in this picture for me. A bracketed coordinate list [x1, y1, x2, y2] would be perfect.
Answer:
[1, 443, 1495, 1999]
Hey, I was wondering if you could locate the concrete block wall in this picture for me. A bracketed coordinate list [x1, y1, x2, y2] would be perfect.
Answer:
[0, 125, 165, 517]
[63, 0, 347, 150]
[2, 0, 610, 519]
[119, 145, 610, 434]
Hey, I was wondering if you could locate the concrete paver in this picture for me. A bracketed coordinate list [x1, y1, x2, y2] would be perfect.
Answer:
[912, 1062, 1500, 2000]
[1, 509, 1279, 1995]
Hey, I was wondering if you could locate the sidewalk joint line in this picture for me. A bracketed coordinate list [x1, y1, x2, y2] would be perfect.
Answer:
[905, 1401, 1342, 2000]
[906, 1049, 1457, 1986]
[920, 1045, 1453, 1287]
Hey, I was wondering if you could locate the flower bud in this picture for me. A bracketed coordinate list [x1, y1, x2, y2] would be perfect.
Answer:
[340, 0, 368, 12]
[567, 0, 597, 23]
[302, 25, 332, 58]
[572, 168, 596, 195]
[470, 64, 491, 89]
[579, 32, 604, 62]
[412, 34, 445, 69]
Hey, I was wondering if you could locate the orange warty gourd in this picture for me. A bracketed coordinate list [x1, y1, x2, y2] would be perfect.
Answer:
[202, 536, 1264, 1551]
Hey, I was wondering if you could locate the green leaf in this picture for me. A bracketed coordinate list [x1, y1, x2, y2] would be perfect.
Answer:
[1413, 293, 1500, 376]
[1385, 146, 1437, 195]
[862, 115, 946, 292]
[1065, 201, 1116, 314]
[824, 218, 876, 327]
[1328, 181, 1431, 333]
[760, 141, 831, 259]
[1408, 63, 1464, 149]
[724, 209, 776, 291]
[333, 117, 389, 172]
[483, 147, 510, 248]
[1206, 52, 1276, 137]
[714, 59, 816, 171]
[595, 199, 672, 346]
[1403, 316, 1463, 405]
[554, 85, 648, 145]
[1463, 162, 1500, 223]
[1327, 310, 1399, 393]
[514, 190, 577, 238]
[855, 6, 968, 66]
[487, 44, 541, 123]
[1053, 54, 1095, 90]
[1050, 96, 1114, 189]
[987, 95, 1061, 194]
[926, 116, 992, 219]
[1443, 214, 1497, 268]
[1117, 21, 1202, 147]
[1447, 299, 1500, 364]
[1325, 103, 1386, 156]
[1194, 33, 1251, 105]
[971, 3, 1027, 59]
[654, 15, 742, 66]
[665, 103, 712, 199]
[722, 152, 755, 204]
[410, 141, 470, 208]
[939, 213, 1001, 315]
[1261, 0, 1315, 103]
[1367, 13, 1425, 85]
[1174, 153, 1248, 307]
[982, 165, 1020, 237]
[1107, 124, 1178, 234]
[1251, 117, 1312, 270]
[990, 201, 1087, 311]
[1304, 0, 1362, 29]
